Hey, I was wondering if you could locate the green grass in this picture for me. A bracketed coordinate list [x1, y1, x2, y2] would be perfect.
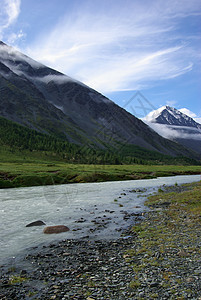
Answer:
[126, 181, 201, 294]
[0, 154, 201, 188]
[1, 132, 201, 188]
[8, 275, 27, 285]
[146, 181, 201, 216]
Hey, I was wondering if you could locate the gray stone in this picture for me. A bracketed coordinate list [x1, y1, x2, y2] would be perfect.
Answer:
[26, 220, 46, 227]
[43, 225, 70, 234]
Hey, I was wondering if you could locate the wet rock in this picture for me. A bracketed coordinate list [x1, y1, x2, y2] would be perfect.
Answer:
[75, 218, 87, 223]
[72, 228, 81, 231]
[104, 209, 115, 213]
[130, 188, 146, 193]
[1, 182, 200, 300]
[150, 281, 160, 287]
[26, 220, 46, 227]
[43, 225, 70, 234]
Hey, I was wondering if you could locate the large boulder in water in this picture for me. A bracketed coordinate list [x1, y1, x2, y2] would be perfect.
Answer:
[43, 225, 70, 234]
[26, 220, 46, 227]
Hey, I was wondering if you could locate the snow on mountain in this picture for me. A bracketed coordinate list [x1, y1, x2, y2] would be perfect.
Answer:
[143, 106, 201, 155]
[179, 108, 201, 125]
[1, 40, 198, 159]
[2, 40, 194, 157]
[143, 106, 166, 122]
[144, 105, 201, 129]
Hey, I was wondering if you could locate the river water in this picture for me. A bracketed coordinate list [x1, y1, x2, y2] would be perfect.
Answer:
[0, 175, 200, 265]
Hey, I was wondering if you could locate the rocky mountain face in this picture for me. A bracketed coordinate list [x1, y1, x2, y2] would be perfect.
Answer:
[0, 41, 197, 158]
[144, 106, 201, 156]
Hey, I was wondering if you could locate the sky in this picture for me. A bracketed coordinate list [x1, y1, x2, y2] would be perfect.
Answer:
[0, 0, 201, 122]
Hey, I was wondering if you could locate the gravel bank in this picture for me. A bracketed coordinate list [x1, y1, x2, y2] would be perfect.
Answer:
[0, 182, 201, 299]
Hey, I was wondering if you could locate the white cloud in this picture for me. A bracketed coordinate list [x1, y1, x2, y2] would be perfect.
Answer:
[195, 118, 201, 124]
[166, 100, 178, 107]
[34, 75, 75, 85]
[0, 0, 22, 44]
[179, 108, 197, 118]
[146, 122, 201, 140]
[179, 108, 201, 124]
[0, 42, 44, 74]
[23, 0, 200, 93]
[6, 29, 25, 44]
[0, 0, 21, 30]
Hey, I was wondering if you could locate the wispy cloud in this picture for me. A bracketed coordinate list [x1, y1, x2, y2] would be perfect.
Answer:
[179, 108, 197, 118]
[166, 100, 178, 107]
[14, 0, 201, 93]
[6, 29, 25, 45]
[179, 108, 201, 125]
[0, 0, 21, 30]
[0, 0, 22, 43]
[146, 122, 201, 140]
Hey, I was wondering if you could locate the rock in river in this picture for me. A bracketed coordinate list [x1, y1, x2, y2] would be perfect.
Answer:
[43, 225, 70, 234]
[26, 220, 46, 227]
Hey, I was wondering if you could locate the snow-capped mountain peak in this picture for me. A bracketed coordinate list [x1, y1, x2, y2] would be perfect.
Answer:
[144, 106, 201, 129]
[143, 106, 166, 122]
[143, 105, 201, 156]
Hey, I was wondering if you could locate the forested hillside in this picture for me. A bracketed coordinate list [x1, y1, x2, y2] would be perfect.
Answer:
[0, 116, 199, 166]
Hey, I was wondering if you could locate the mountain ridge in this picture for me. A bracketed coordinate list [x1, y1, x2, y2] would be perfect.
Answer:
[0, 41, 198, 160]
[144, 106, 201, 156]
[145, 105, 201, 129]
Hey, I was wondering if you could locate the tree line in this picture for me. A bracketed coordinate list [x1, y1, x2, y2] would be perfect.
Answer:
[0, 116, 198, 165]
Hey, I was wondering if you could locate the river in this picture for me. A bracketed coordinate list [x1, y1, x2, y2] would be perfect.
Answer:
[0, 174, 200, 265]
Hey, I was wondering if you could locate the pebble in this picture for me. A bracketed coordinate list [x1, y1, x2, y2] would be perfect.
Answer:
[0, 184, 200, 299]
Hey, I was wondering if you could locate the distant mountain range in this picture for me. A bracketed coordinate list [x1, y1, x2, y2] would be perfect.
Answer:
[144, 106, 201, 155]
[0, 41, 199, 161]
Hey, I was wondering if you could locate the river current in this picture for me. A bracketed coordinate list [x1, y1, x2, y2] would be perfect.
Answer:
[0, 175, 200, 264]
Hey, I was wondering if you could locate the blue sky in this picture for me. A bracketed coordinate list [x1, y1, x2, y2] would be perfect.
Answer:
[0, 0, 201, 122]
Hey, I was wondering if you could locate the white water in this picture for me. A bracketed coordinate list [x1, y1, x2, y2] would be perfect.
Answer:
[0, 175, 200, 264]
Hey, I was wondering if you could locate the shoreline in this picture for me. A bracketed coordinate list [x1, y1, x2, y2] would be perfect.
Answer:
[0, 181, 201, 299]
[1, 163, 201, 189]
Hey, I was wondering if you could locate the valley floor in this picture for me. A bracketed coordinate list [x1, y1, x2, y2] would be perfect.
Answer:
[1, 162, 201, 189]
[0, 181, 200, 299]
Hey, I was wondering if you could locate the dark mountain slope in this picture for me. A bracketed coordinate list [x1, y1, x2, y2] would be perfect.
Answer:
[0, 62, 87, 143]
[0, 41, 197, 159]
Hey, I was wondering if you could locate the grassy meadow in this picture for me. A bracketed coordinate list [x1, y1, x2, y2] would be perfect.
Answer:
[1, 149, 201, 189]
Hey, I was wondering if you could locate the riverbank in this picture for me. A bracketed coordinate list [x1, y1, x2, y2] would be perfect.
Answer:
[1, 162, 201, 188]
[0, 181, 200, 299]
